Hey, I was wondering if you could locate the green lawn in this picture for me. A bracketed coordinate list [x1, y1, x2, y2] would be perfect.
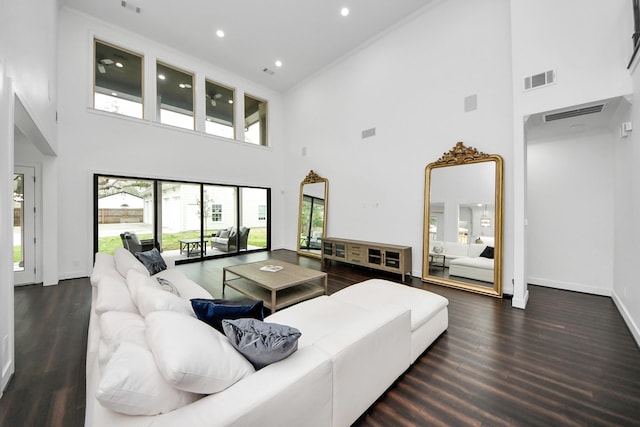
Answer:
[98, 227, 267, 255]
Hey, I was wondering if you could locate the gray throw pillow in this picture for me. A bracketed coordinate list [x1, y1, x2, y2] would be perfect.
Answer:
[156, 277, 181, 297]
[222, 318, 301, 369]
[135, 247, 167, 275]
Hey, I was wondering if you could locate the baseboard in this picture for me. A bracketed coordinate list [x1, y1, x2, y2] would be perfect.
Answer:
[528, 276, 611, 297]
[1, 360, 14, 397]
[511, 288, 529, 309]
[611, 290, 640, 350]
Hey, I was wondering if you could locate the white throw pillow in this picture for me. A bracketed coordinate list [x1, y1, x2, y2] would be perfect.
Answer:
[128, 270, 194, 317]
[98, 311, 146, 370]
[96, 341, 201, 415]
[90, 252, 118, 287]
[145, 311, 255, 394]
[125, 269, 156, 301]
[94, 276, 138, 316]
[468, 243, 486, 258]
[114, 247, 149, 278]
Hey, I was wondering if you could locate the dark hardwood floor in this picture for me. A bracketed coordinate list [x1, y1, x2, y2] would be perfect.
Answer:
[1, 249, 639, 426]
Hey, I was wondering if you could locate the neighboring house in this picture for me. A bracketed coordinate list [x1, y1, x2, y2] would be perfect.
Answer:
[98, 192, 143, 209]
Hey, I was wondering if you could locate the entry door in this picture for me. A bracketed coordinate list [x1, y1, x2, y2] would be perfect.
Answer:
[14, 166, 36, 285]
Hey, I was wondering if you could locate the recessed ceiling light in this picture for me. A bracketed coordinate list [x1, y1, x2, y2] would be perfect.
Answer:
[179, 83, 192, 89]
[216, 30, 225, 38]
[228, 99, 233, 104]
[115, 62, 123, 68]
[275, 60, 282, 67]
[158, 74, 166, 80]
[341, 7, 350, 16]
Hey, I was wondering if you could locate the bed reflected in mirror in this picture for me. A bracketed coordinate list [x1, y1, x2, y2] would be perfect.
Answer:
[422, 142, 503, 297]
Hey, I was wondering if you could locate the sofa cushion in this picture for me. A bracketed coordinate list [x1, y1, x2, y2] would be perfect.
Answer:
[330, 279, 449, 332]
[222, 318, 301, 370]
[96, 341, 200, 416]
[134, 247, 167, 275]
[114, 247, 149, 278]
[191, 298, 264, 333]
[98, 311, 147, 372]
[265, 295, 368, 348]
[145, 311, 255, 394]
[94, 275, 138, 316]
[90, 252, 119, 287]
[128, 270, 194, 318]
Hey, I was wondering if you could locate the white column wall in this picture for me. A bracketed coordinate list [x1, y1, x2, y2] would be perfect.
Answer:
[283, 0, 515, 288]
[57, 10, 286, 279]
[614, 64, 640, 346]
[0, 70, 15, 398]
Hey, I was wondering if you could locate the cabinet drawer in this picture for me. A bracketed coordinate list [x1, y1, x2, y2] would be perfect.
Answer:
[348, 255, 363, 264]
[385, 258, 400, 268]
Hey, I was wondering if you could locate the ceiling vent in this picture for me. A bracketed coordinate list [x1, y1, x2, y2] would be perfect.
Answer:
[523, 70, 555, 91]
[121, 1, 141, 13]
[543, 103, 607, 122]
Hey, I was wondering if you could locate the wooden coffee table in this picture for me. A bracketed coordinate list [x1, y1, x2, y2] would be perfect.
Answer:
[222, 259, 328, 312]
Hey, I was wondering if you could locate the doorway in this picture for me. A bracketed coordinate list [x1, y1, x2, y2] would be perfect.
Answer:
[14, 166, 36, 285]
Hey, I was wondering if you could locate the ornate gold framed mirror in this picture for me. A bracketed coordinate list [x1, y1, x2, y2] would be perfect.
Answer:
[422, 142, 504, 297]
[297, 170, 328, 259]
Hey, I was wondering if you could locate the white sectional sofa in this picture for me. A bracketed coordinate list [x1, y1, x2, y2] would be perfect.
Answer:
[430, 239, 495, 282]
[86, 249, 449, 427]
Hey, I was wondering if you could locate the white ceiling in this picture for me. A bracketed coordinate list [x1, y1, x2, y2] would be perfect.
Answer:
[61, 0, 434, 93]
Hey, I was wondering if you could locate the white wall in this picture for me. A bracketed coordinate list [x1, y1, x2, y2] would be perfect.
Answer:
[0, 0, 59, 397]
[283, 0, 515, 288]
[57, 9, 286, 279]
[614, 63, 640, 346]
[510, 0, 633, 308]
[527, 129, 615, 295]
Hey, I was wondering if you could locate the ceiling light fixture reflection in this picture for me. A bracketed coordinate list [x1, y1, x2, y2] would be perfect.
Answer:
[179, 83, 192, 89]
[275, 60, 283, 67]
[216, 30, 225, 38]
[115, 62, 123, 68]
[158, 74, 166, 80]
[228, 99, 233, 104]
[341, 7, 350, 16]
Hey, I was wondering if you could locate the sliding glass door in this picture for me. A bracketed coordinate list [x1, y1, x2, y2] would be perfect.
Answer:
[95, 176, 155, 255]
[95, 175, 270, 262]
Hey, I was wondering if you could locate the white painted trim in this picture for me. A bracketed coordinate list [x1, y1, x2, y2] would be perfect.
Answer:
[612, 290, 640, 349]
[512, 289, 529, 309]
[528, 276, 612, 297]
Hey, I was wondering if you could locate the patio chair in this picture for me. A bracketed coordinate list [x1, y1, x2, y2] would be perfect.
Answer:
[210, 226, 250, 252]
[120, 231, 155, 254]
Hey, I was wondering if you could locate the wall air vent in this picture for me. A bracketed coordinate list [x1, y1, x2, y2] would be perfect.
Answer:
[523, 70, 555, 91]
[543, 103, 607, 122]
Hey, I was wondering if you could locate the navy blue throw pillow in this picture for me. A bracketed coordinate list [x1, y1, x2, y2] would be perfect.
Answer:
[190, 298, 264, 333]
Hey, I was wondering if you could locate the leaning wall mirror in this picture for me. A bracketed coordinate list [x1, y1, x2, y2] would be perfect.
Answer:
[422, 142, 504, 297]
[297, 170, 328, 259]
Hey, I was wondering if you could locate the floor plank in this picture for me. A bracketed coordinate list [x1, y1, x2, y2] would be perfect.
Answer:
[1, 249, 639, 427]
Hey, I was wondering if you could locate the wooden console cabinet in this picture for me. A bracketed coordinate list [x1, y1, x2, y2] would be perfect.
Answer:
[322, 238, 412, 281]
